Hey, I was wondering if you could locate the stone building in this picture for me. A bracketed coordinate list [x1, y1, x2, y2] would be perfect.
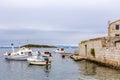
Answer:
[78, 19, 120, 68]
[108, 20, 120, 48]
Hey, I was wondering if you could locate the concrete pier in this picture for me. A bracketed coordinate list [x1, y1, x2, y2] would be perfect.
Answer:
[70, 54, 120, 69]
[70, 54, 86, 61]
[60, 53, 72, 56]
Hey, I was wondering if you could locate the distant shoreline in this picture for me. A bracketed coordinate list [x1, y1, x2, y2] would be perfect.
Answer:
[0, 47, 19, 48]
[20, 44, 57, 48]
[0, 44, 78, 49]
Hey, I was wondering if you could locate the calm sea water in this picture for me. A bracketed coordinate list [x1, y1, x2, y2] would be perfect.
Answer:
[0, 48, 120, 80]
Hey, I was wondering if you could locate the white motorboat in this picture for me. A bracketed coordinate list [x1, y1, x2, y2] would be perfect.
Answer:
[27, 52, 53, 65]
[4, 47, 37, 60]
[54, 48, 65, 53]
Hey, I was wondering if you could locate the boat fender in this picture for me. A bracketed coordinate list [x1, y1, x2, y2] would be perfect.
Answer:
[8, 53, 11, 56]
[46, 61, 48, 65]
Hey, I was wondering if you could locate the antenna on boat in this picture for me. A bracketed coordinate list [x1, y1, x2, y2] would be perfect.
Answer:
[18, 42, 20, 48]
[27, 40, 29, 48]
[11, 43, 15, 53]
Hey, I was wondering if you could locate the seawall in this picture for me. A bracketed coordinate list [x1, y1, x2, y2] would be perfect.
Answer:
[72, 47, 120, 69]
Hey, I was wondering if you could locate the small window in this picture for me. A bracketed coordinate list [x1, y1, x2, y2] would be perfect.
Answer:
[116, 25, 119, 30]
[115, 34, 119, 36]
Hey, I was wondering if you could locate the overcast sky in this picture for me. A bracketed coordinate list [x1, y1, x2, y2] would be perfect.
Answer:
[0, 0, 120, 46]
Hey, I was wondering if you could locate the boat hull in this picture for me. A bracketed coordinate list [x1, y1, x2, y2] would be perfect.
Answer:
[27, 56, 51, 65]
[28, 61, 51, 65]
[5, 55, 31, 61]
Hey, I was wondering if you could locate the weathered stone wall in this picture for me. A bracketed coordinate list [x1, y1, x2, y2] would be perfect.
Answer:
[79, 38, 103, 60]
[79, 37, 120, 68]
[102, 48, 120, 67]
[107, 37, 120, 47]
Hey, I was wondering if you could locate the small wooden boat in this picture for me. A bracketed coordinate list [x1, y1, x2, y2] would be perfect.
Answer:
[27, 52, 53, 65]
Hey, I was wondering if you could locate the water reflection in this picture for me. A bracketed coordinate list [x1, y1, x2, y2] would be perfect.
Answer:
[77, 60, 120, 80]
[44, 65, 51, 77]
[5, 60, 28, 73]
[5, 58, 51, 77]
[84, 61, 96, 75]
[27, 64, 51, 77]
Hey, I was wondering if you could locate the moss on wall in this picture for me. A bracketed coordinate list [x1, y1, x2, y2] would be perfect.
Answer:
[81, 40, 88, 44]
[90, 48, 95, 58]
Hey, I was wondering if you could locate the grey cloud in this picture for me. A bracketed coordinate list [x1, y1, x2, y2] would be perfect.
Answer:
[0, 0, 120, 45]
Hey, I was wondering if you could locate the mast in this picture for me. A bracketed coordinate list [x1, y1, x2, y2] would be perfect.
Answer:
[18, 42, 20, 48]
[11, 43, 14, 53]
